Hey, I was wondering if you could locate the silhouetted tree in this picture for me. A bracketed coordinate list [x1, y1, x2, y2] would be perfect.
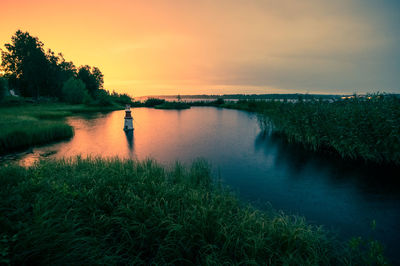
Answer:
[1, 30, 49, 98]
[1, 30, 105, 101]
[45, 50, 76, 98]
[77, 65, 103, 96]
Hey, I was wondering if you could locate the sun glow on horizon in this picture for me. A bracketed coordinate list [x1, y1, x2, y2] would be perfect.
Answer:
[1, 0, 399, 96]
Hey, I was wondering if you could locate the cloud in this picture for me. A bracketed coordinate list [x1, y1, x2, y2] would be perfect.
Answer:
[2, 0, 399, 95]
[188, 0, 400, 92]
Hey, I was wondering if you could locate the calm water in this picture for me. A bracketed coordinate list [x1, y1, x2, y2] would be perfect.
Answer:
[13, 107, 400, 263]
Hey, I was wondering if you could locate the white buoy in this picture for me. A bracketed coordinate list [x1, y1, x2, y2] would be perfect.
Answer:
[124, 104, 134, 131]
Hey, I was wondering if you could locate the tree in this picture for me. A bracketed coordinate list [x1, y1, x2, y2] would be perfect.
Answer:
[77, 65, 104, 96]
[0, 76, 7, 101]
[61, 77, 89, 104]
[1, 30, 105, 101]
[45, 50, 76, 98]
[111, 91, 133, 105]
[1, 30, 49, 98]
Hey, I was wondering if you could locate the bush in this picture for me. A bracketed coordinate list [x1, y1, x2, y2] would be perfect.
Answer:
[91, 89, 116, 106]
[154, 101, 190, 110]
[110, 91, 133, 105]
[144, 98, 165, 107]
[0, 77, 8, 102]
[61, 77, 90, 104]
[214, 97, 225, 105]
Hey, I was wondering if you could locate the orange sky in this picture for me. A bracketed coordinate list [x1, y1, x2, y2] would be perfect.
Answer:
[1, 0, 399, 97]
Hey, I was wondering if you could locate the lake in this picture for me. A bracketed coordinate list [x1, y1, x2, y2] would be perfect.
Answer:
[13, 107, 400, 263]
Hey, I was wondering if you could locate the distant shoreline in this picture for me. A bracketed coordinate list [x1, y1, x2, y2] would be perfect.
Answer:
[135, 92, 400, 101]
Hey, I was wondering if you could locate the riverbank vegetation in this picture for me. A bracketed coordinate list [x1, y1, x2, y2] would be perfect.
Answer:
[135, 97, 225, 109]
[224, 94, 400, 165]
[0, 103, 124, 154]
[154, 101, 191, 110]
[0, 116, 73, 155]
[135, 98, 191, 109]
[0, 157, 387, 265]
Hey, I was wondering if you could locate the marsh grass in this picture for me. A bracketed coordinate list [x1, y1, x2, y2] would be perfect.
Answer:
[0, 103, 122, 117]
[228, 95, 400, 165]
[0, 116, 73, 154]
[0, 157, 387, 265]
[0, 103, 122, 154]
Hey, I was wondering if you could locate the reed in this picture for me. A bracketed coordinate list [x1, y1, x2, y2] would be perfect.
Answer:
[0, 103, 122, 154]
[231, 95, 400, 165]
[0, 103, 122, 118]
[0, 118, 73, 154]
[0, 157, 387, 265]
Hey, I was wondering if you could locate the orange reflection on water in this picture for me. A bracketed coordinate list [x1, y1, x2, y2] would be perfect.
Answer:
[62, 112, 136, 158]
[18, 107, 247, 166]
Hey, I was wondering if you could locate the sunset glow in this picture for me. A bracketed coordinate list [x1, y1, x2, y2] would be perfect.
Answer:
[1, 0, 399, 97]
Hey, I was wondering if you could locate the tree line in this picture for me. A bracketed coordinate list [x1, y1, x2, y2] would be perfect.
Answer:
[0, 30, 130, 105]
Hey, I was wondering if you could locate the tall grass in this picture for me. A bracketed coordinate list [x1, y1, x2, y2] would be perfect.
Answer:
[0, 103, 124, 154]
[0, 117, 73, 154]
[0, 157, 387, 265]
[230, 95, 400, 165]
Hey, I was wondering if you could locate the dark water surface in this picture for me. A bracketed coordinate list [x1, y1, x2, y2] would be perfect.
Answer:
[16, 107, 400, 263]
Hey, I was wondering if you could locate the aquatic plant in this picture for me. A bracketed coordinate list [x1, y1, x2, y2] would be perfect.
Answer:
[236, 94, 400, 165]
[0, 157, 387, 264]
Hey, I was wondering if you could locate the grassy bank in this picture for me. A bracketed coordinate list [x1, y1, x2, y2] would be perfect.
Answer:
[0, 103, 122, 154]
[224, 95, 400, 165]
[0, 118, 73, 154]
[0, 157, 386, 265]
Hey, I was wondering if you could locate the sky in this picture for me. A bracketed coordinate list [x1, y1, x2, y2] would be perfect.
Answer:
[1, 0, 399, 97]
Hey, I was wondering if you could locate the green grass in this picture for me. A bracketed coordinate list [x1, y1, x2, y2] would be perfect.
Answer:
[0, 157, 387, 265]
[0, 102, 122, 118]
[0, 118, 73, 154]
[225, 95, 400, 165]
[0, 103, 122, 154]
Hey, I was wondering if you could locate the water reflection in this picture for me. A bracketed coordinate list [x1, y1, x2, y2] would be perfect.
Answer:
[124, 130, 135, 156]
[253, 131, 400, 263]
